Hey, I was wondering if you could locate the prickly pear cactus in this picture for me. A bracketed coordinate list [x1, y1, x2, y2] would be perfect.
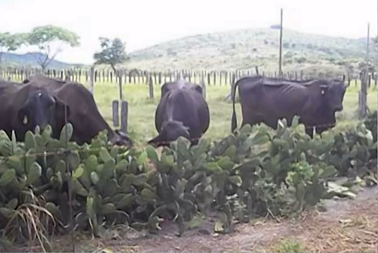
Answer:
[0, 116, 376, 241]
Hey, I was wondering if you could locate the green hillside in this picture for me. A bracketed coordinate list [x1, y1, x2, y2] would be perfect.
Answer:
[125, 28, 376, 75]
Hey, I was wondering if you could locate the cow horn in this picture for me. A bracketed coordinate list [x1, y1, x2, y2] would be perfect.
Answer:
[48, 94, 56, 104]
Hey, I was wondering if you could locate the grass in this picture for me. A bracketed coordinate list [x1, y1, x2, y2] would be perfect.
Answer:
[272, 239, 303, 252]
[86, 80, 377, 146]
[4, 74, 377, 144]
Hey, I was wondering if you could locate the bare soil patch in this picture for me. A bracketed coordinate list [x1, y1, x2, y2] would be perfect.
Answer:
[10, 186, 377, 253]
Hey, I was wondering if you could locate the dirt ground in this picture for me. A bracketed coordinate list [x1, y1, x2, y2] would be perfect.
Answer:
[12, 186, 378, 253]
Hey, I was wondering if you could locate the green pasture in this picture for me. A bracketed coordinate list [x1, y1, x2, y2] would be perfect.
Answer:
[89, 81, 377, 144]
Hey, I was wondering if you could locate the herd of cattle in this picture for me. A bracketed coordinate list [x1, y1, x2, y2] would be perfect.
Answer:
[0, 73, 349, 149]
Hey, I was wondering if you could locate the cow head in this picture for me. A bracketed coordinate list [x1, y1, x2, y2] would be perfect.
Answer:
[319, 78, 348, 112]
[18, 89, 71, 132]
[147, 120, 190, 147]
[109, 129, 134, 147]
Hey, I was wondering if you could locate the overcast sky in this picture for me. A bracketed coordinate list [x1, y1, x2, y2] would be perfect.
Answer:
[0, 0, 376, 64]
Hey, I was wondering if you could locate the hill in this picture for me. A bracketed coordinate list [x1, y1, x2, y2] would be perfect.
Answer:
[125, 28, 377, 75]
[0, 52, 83, 69]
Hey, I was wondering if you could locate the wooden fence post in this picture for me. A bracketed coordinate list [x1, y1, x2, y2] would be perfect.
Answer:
[358, 70, 368, 119]
[229, 73, 236, 100]
[118, 72, 123, 101]
[120, 101, 128, 133]
[148, 75, 154, 99]
[112, 100, 119, 127]
[200, 76, 206, 100]
[89, 67, 95, 94]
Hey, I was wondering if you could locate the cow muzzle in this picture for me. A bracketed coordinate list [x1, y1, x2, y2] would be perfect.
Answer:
[111, 130, 134, 147]
[335, 105, 343, 111]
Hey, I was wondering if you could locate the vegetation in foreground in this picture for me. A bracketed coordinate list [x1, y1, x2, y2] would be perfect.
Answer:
[0, 109, 376, 251]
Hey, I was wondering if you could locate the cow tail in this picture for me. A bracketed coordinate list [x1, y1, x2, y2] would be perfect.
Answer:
[231, 79, 239, 133]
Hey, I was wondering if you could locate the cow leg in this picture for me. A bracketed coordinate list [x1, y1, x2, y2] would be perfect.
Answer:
[263, 118, 279, 130]
[240, 105, 262, 129]
[190, 139, 199, 146]
[286, 116, 294, 127]
[315, 125, 333, 136]
[241, 115, 262, 129]
[304, 125, 314, 138]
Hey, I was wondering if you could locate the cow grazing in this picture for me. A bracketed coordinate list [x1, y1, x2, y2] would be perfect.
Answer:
[147, 80, 210, 147]
[231, 75, 349, 137]
[22, 74, 133, 147]
[0, 79, 68, 141]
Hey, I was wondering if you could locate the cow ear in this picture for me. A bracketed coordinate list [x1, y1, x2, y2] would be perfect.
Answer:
[194, 85, 203, 95]
[114, 129, 134, 146]
[161, 83, 170, 98]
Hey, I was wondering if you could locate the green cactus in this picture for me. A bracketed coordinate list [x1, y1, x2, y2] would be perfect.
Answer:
[24, 131, 37, 150]
[25, 162, 42, 185]
[0, 109, 375, 240]
[0, 169, 16, 187]
[116, 193, 135, 209]
[146, 145, 159, 164]
[59, 123, 73, 144]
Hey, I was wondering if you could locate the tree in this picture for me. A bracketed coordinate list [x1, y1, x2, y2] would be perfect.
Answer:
[26, 25, 80, 71]
[0, 32, 26, 65]
[93, 37, 128, 100]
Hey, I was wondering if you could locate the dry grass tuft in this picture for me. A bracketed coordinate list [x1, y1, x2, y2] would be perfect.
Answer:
[3, 190, 56, 252]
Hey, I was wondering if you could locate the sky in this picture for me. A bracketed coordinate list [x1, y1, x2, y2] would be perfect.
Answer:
[0, 0, 376, 64]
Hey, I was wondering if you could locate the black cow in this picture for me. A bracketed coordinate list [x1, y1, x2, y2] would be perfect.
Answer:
[0, 79, 68, 141]
[22, 74, 133, 147]
[231, 75, 349, 137]
[147, 80, 210, 147]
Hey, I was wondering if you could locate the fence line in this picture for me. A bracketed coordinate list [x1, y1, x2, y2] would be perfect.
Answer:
[0, 66, 375, 133]
[1, 67, 377, 88]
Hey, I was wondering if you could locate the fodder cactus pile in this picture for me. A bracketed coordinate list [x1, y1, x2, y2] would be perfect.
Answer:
[0, 115, 376, 247]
